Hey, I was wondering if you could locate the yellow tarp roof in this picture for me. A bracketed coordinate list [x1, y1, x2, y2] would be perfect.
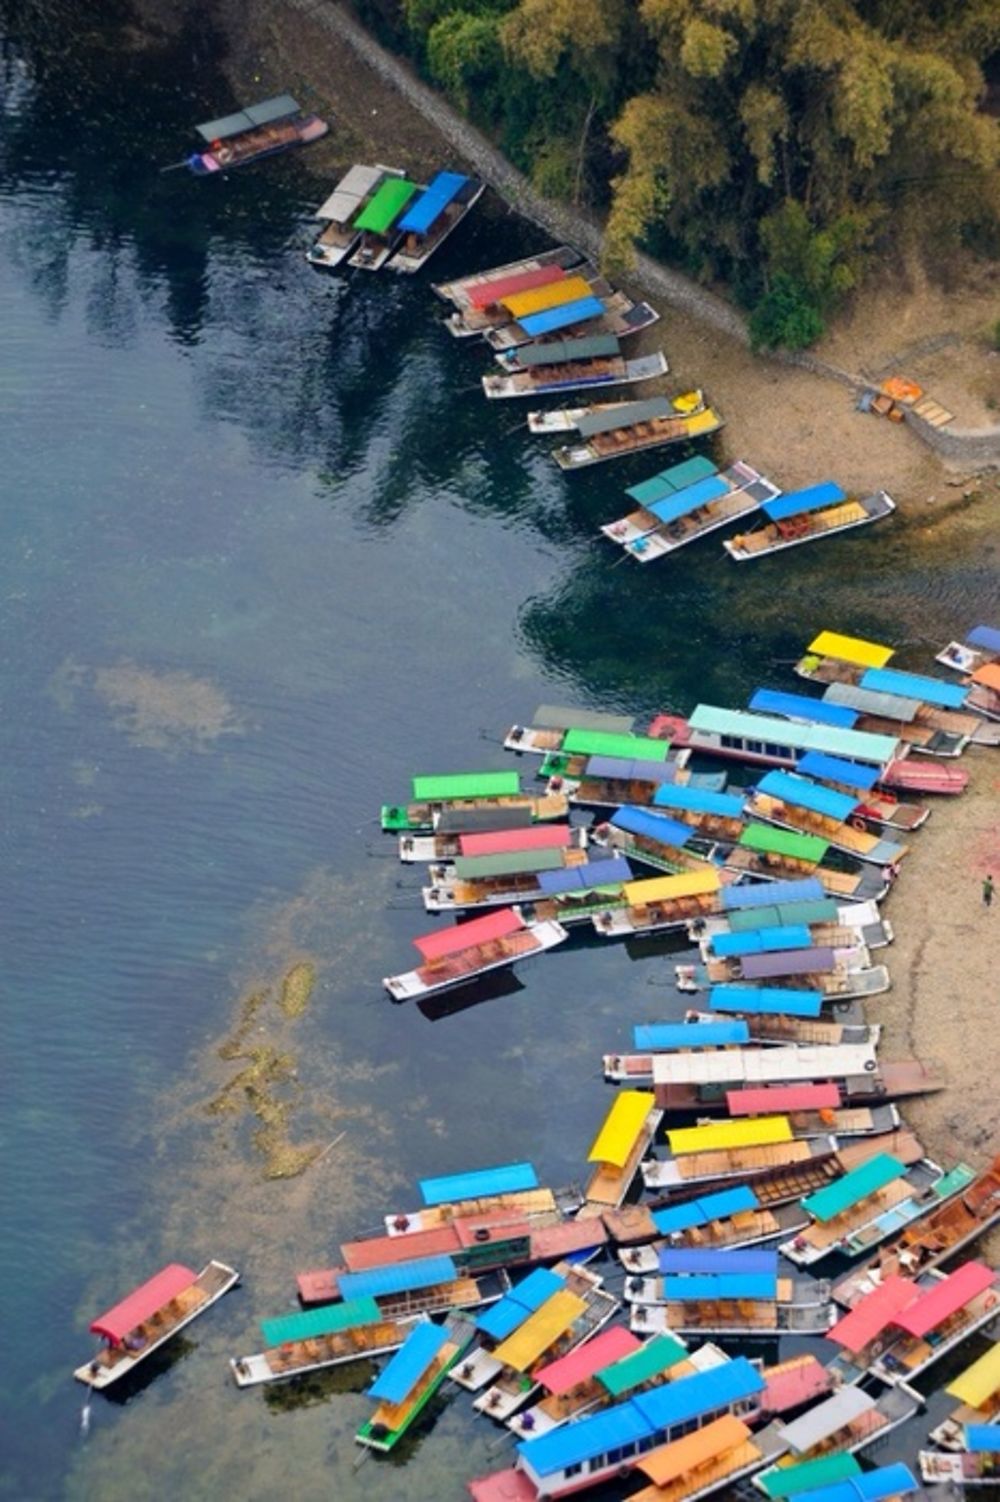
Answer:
[807, 631, 894, 669]
[667, 1115, 793, 1156]
[588, 1090, 656, 1168]
[637, 1414, 753, 1486]
[491, 1289, 586, 1372]
[501, 275, 593, 319]
[624, 870, 721, 905]
[947, 1342, 1000, 1408]
[685, 408, 722, 435]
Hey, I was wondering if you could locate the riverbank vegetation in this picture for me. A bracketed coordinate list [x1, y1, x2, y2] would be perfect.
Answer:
[358, 0, 1000, 348]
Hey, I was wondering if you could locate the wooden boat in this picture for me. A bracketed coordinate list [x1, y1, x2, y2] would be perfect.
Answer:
[683, 1009, 880, 1049]
[546, 761, 728, 818]
[484, 338, 669, 399]
[626, 1413, 769, 1502]
[580, 1090, 663, 1215]
[433, 246, 583, 329]
[594, 806, 731, 878]
[821, 681, 976, 757]
[186, 95, 327, 174]
[400, 811, 571, 863]
[508, 1328, 692, 1439]
[920, 1434, 1000, 1487]
[380, 1163, 580, 1238]
[592, 868, 732, 941]
[833, 1156, 1000, 1308]
[503, 704, 637, 757]
[357, 1312, 474, 1450]
[74, 1260, 239, 1388]
[306, 164, 403, 269]
[528, 389, 701, 436]
[745, 770, 910, 867]
[651, 1045, 945, 1114]
[724, 485, 896, 561]
[720, 823, 890, 904]
[690, 894, 894, 951]
[347, 175, 424, 270]
[485, 283, 661, 352]
[929, 1342, 1000, 1449]
[610, 1017, 880, 1080]
[382, 770, 568, 833]
[753, 1398, 921, 1494]
[388, 171, 484, 273]
[743, 737, 928, 832]
[602, 460, 781, 561]
[676, 945, 890, 1001]
[551, 397, 724, 471]
[936, 623, 1000, 676]
[384, 906, 567, 1001]
[422, 849, 629, 915]
[628, 1281, 834, 1337]
[230, 1298, 420, 1388]
[963, 662, 1000, 722]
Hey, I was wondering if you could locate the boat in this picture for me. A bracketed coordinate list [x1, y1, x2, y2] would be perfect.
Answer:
[721, 823, 890, 904]
[833, 1155, 1000, 1308]
[625, 1250, 834, 1336]
[690, 894, 894, 953]
[484, 282, 661, 352]
[929, 1342, 1000, 1449]
[347, 175, 424, 270]
[627, 1413, 772, 1502]
[676, 943, 891, 1001]
[757, 1354, 833, 1421]
[602, 460, 782, 561]
[484, 337, 669, 399]
[685, 1009, 879, 1049]
[936, 623, 1000, 676]
[592, 868, 730, 940]
[550, 396, 724, 471]
[186, 95, 328, 175]
[920, 1429, 1000, 1486]
[610, 1009, 881, 1078]
[644, 785, 748, 842]
[424, 852, 632, 915]
[723, 485, 895, 561]
[754, 1402, 920, 1494]
[383, 906, 568, 1001]
[616, 1189, 812, 1267]
[650, 1043, 944, 1113]
[745, 770, 910, 867]
[229, 1298, 421, 1388]
[74, 1260, 239, 1388]
[306, 164, 403, 269]
[379, 1162, 580, 1238]
[356, 1312, 474, 1450]
[594, 807, 729, 878]
[382, 770, 568, 833]
[821, 681, 975, 757]
[433, 246, 584, 330]
[503, 704, 638, 757]
[581, 1090, 663, 1215]
[400, 812, 574, 863]
[388, 171, 484, 273]
[529, 389, 704, 436]
[508, 1328, 692, 1439]
[963, 662, 1000, 722]
[754, 743, 928, 832]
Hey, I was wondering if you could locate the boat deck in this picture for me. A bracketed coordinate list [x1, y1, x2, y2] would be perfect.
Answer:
[75, 1261, 238, 1387]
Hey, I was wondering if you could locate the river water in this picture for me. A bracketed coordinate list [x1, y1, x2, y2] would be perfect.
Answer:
[1, 5, 996, 1500]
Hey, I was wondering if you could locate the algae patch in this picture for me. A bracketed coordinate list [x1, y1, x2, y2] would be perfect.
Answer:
[280, 962, 315, 1018]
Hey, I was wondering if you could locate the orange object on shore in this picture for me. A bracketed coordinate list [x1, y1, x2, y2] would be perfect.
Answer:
[881, 377, 923, 404]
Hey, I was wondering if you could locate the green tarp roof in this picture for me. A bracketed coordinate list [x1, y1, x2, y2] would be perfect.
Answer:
[412, 771, 520, 801]
[802, 1153, 905, 1222]
[597, 1333, 687, 1396]
[514, 334, 620, 367]
[760, 1453, 862, 1499]
[453, 848, 565, 879]
[261, 1295, 382, 1347]
[739, 823, 829, 862]
[728, 898, 838, 931]
[561, 728, 669, 763]
[353, 177, 419, 235]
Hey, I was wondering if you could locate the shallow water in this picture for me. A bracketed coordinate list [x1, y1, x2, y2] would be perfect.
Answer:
[1, 5, 997, 1500]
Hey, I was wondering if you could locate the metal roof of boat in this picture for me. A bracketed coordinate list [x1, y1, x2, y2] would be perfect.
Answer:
[789, 1463, 918, 1502]
[477, 1267, 566, 1339]
[588, 1089, 655, 1166]
[796, 751, 879, 792]
[828, 1275, 918, 1352]
[893, 1262, 995, 1337]
[728, 1083, 841, 1114]
[598, 1332, 688, 1395]
[688, 705, 899, 764]
[563, 728, 669, 762]
[89, 1264, 198, 1342]
[260, 1295, 382, 1347]
[436, 805, 530, 834]
[532, 704, 634, 732]
[651, 785, 746, 816]
[666, 1116, 793, 1154]
[723, 878, 826, 910]
[651, 1184, 759, 1233]
[965, 1425, 1000, 1452]
[709, 925, 814, 956]
[762, 482, 846, 522]
[530, 1219, 608, 1259]
[611, 806, 694, 847]
[968, 624, 1000, 652]
[740, 947, 836, 979]
[338, 1254, 458, 1300]
[656, 1249, 777, 1275]
[536, 856, 631, 894]
[626, 454, 718, 506]
[419, 1161, 538, 1205]
[633, 1020, 750, 1050]
[727, 897, 838, 930]
[655, 1041, 872, 1086]
[397, 171, 469, 234]
[341, 1224, 462, 1270]
[413, 907, 525, 960]
[503, 275, 593, 318]
[518, 295, 606, 337]
[575, 397, 674, 439]
[459, 824, 571, 857]
[633, 1357, 765, 1429]
[947, 1342, 1000, 1406]
[195, 94, 301, 142]
[635, 1414, 755, 1488]
[352, 176, 419, 234]
[517, 1396, 651, 1476]
[777, 1386, 877, 1454]
[467, 264, 567, 310]
[624, 869, 721, 904]
[824, 680, 923, 722]
[648, 474, 730, 525]
[759, 1451, 862, 1499]
[492, 1288, 587, 1372]
[709, 984, 823, 1018]
[802, 1153, 905, 1222]
[412, 770, 520, 801]
[513, 334, 620, 367]
[662, 1271, 777, 1300]
[861, 666, 968, 709]
[314, 165, 386, 222]
[534, 1325, 639, 1395]
[368, 1319, 451, 1403]
[586, 755, 677, 783]
[739, 823, 829, 861]
[807, 632, 895, 670]
[750, 689, 858, 729]
[452, 848, 563, 879]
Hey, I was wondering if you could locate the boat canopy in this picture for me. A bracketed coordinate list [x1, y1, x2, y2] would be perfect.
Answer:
[651, 785, 746, 816]
[587, 1089, 655, 1166]
[535, 1325, 638, 1395]
[947, 1342, 1000, 1407]
[396, 171, 469, 235]
[518, 295, 604, 337]
[777, 1385, 877, 1453]
[973, 662, 1000, 691]
[368, 1319, 451, 1404]
[652, 1184, 759, 1234]
[828, 1275, 918, 1352]
[585, 754, 677, 783]
[796, 751, 879, 792]
[760, 1452, 862, 1499]
[89, 1263, 199, 1343]
[492, 1289, 587, 1372]
[452, 848, 564, 879]
[513, 333, 620, 367]
[260, 1295, 382, 1348]
[314, 165, 386, 223]
[709, 985, 823, 1017]
[968, 624, 1000, 651]
[656, 1249, 777, 1275]
[654, 1041, 873, 1086]
[807, 632, 894, 670]
[633, 1020, 750, 1051]
[536, 857, 631, 894]
[739, 823, 829, 862]
[893, 1262, 995, 1337]
[502, 274, 594, 319]
[532, 704, 634, 733]
[647, 474, 730, 526]
[353, 176, 419, 234]
[459, 824, 570, 857]
[824, 681, 923, 722]
[477, 1267, 565, 1339]
[802, 1153, 905, 1222]
[688, 705, 899, 765]
[611, 806, 695, 848]
[636, 1414, 754, 1488]
[751, 689, 859, 729]
[728, 1083, 841, 1115]
[467, 264, 567, 310]
[727, 898, 838, 931]
[563, 728, 669, 762]
[663, 1271, 777, 1300]
[436, 805, 529, 834]
[709, 925, 815, 957]
[412, 770, 520, 801]
[576, 397, 673, 439]
[761, 1359, 831, 1419]
[740, 948, 836, 979]
[965, 1425, 1000, 1452]
[342, 1224, 462, 1270]
[861, 666, 968, 709]
[723, 878, 826, 910]
[626, 454, 718, 506]
[419, 1161, 538, 1206]
[666, 1115, 793, 1155]
[762, 482, 846, 522]
[338, 1254, 458, 1300]
[791, 1465, 918, 1502]
[598, 1332, 688, 1396]
[195, 94, 301, 142]
[412, 907, 524, 961]
[623, 869, 721, 905]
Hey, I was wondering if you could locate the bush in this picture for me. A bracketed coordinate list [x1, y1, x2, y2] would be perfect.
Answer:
[992, 318, 1000, 352]
[749, 273, 826, 351]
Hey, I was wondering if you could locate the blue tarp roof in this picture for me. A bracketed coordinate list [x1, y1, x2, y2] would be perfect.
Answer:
[663, 1272, 778, 1300]
[965, 1425, 1000, 1452]
[652, 785, 746, 817]
[792, 1462, 918, 1502]
[611, 806, 694, 848]
[723, 878, 825, 910]
[518, 1398, 651, 1477]
[477, 1267, 565, 1339]
[652, 1184, 759, 1233]
[396, 171, 469, 234]
[861, 667, 968, 709]
[648, 474, 730, 525]
[536, 857, 631, 894]
[762, 482, 846, 522]
[625, 455, 718, 506]
[633, 1357, 765, 1430]
[586, 755, 676, 784]
[518, 295, 604, 337]
[757, 770, 859, 822]
[633, 1020, 750, 1050]
[710, 984, 823, 1017]
[750, 689, 858, 729]
[655, 1248, 778, 1275]
[338, 1254, 458, 1300]
[710, 925, 814, 957]
[797, 751, 879, 792]
[968, 625, 1000, 652]
[420, 1161, 538, 1205]
[368, 1320, 450, 1403]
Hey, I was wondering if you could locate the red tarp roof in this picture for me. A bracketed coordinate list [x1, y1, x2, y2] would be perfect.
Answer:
[828, 1275, 917, 1353]
[340, 1224, 461, 1271]
[296, 1267, 344, 1305]
[467, 265, 566, 311]
[530, 1218, 609, 1259]
[893, 1262, 995, 1338]
[89, 1263, 198, 1343]
[413, 907, 524, 961]
[454, 1216, 532, 1248]
[728, 1084, 842, 1115]
[459, 825, 572, 858]
[535, 1324, 639, 1395]
[763, 1357, 832, 1414]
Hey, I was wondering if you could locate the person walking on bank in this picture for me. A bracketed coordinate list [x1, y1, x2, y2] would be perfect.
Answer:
[985, 874, 995, 909]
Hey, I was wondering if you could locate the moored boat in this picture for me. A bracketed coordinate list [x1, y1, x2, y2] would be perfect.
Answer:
[382, 770, 568, 832]
[551, 396, 723, 471]
[306, 164, 403, 269]
[592, 868, 728, 940]
[400, 812, 576, 863]
[690, 890, 893, 951]
[721, 822, 890, 903]
[594, 806, 728, 878]
[484, 337, 669, 399]
[347, 175, 423, 270]
[383, 906, 568, 1001]
[937, 623, 1000, 675]
[724, 485, 896, 561]
[626, 1412, 769, 1502]
[356, 1312, 474, 1450]
[753, 1400, 921, 1494]
[508, 1328, 692, 1439]
[615, 1187, 812, 1266]
[625, 1249, 834, 1336]
[745, 769, 910, 867]
[920, 1430, 1000, 1486]
[929, 1342, 1000, 1449]
[581, 1090, 663, 1214]
[186, 95, 328, 174]
[433, 246, 583, 329]
[388, 171, 484, 273]
[503, 704, 637, 757]
[380, 1162, 579, 1238]
[229, 1297, 419, 1388]
[424, 853, 631, 915]
[676, 944, 890, 1001]
[602, 460, 781, 561]
[777, 746, 928, 831]
[485, 282, 660, 352]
